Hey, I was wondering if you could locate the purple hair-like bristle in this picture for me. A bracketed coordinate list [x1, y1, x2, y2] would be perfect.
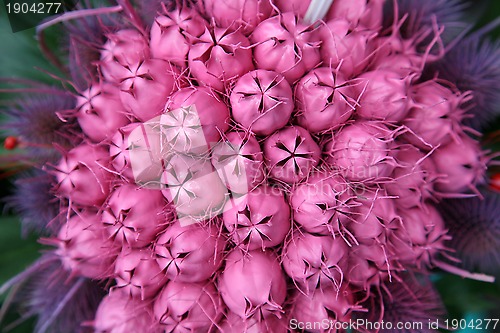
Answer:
[3, 254, 106, 333]
[63, 1, 128, 89]
[2, 89, 80, 162]
[383, 0, 469, 45]
[356, 274, 446, 333]
[433, 34, 500, 130]
[5, 170, 61, 236]
[438, 188, 500, 276]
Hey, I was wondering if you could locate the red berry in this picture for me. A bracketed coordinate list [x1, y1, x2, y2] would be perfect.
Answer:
[490, 173, 500, 191]
[4, 136, 18, 150]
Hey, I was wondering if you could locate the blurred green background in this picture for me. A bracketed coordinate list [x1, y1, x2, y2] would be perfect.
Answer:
[1, 1, 500, 332]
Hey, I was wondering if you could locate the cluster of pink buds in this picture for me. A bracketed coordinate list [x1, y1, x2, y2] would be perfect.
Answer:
[7, 0, 495, 332]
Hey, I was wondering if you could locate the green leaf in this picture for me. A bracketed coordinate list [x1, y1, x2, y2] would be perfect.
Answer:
[0, 217, 42, 299]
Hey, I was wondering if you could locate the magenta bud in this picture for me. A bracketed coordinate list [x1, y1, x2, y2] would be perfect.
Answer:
[76, 83, 130, 142]
[166, 87, 230, 147]
[150, 8, 207, 67]
[57, 212, 118, 279]
[222, 185, 290, 250]
[251, 13, 320, 83]
[55, 144, 114, 206]
[154, 221, 226, 282]
[218, 249, 287, 319]
[114, 247, 167, 300]
[230, 70, 293, 136]
[153, 281, 223, 332]
[202, 0, 273, 35]
[119, 59, 182, 122]
[355, 70, 410, 122]
[283, 231, 348, 293]
[211, 131, 265, 194]
[324, 122, 394, 181]
[101, 184, 167, 248]
[263, 126, 321, 183]
[188, 26, 254, 91]
[94, 291, 160, 333]
[295, 67, 355, 132]
[290, 170, 350, 234]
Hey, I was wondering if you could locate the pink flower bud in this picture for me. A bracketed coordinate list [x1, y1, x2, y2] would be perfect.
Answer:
[76, 83, 130, 142]
[348, 189, 397, 243]
[347, 244, 389, 288]
[218, 249, 287, 319]
[100, 29, 150, 83]
[119, 59, 182, 122]
[385, 146, 438, 208]
[109, 120, 165, 185]
[290, 170, 350, 234]
[222, 185, 290, 250]
[230, 70, 293, 136]
[394, 204, 448, 268]
[55, 144, 114, 206]
[161, 154, 227, 219]
[403, 81, 467, 149]
[154, 220, 226, 282]
[263, 126, 320, 183]
[283, 231, 347, 294]
[318, 19, 376, 77]
[202, 0, 273, 35]
[166, 87, 230, 147]
[188, 26, 254, 91]
[324, 122, 395, 181]
[150, 8, 207, 67]
[355, 70, 410, 122]
[295, 67, 355, 132]
[94, 292, 160, 333]
[251, 13, 321, 83]
[57, 212, 118, 279]
[274, 0, 311, 18]
[154, 281, 223, 332]
[291, 286, 354, 332]
[220, 312, 288, 333]
[114, 247, 167, 300]
[326, 0, 384, 30]
[101, 184, 167, 248]
[211, 131, 265, 194]
[432, 135, 487, 194]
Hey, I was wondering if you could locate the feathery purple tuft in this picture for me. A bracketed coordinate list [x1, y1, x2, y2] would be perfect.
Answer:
[356, 274, 446, 333]
[7, 254, 105, 333]
[384, 0, 469, 45]
[2, 89, 80, 162]
[433, 35, 500, 130]
[438, 188, 500, 275]
[6, 170, 61, 236]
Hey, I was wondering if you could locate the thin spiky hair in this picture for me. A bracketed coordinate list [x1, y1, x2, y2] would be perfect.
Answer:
[438, 188, 500, 276]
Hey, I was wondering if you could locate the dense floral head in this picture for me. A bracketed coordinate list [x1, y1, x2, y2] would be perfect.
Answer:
[1, 0, 498, 332]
